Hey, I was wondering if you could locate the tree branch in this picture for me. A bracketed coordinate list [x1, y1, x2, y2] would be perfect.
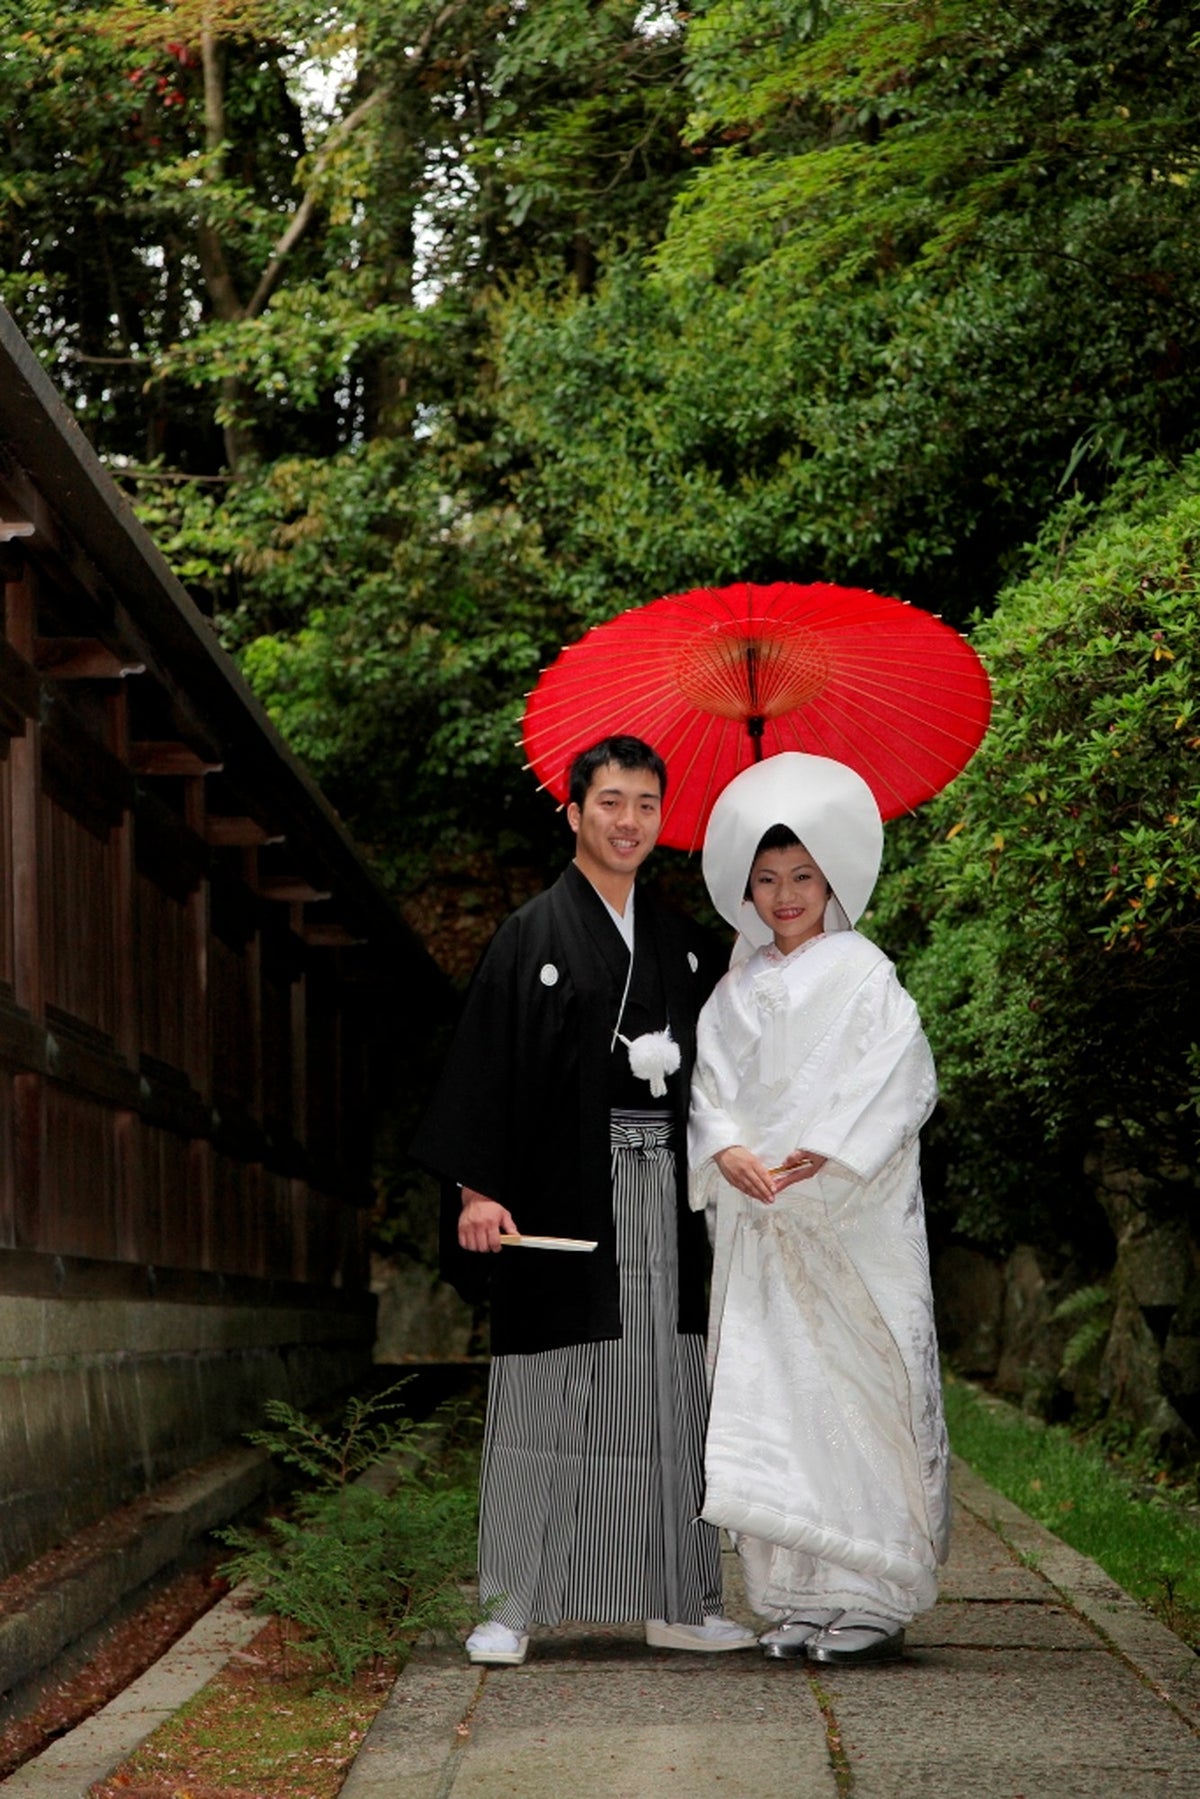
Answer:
[244, 0, 476, 320]
[197, 21, 242, 323]
[244, 84, 391, 319]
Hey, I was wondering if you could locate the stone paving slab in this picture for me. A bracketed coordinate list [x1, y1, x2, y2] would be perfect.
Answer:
[952, 1459, 1200, 1728]
[906, 1598, 1095, 1649]
[341, 1659, 834, 1799]
[825, 1646, 1200, 1799]
[340, 1468, 1198, 1799]
[457, 1659, 825, 1726]
[338, 1665, 485, 1795]
[934, 1502, 1050, 1602]
[451, 1721, 835, 1798]
[841, 1761, 1198, 1799]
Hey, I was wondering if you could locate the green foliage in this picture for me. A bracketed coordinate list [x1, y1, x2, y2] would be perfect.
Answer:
[945, 1373, 1200, 1645]
[671, 0, 1199, 287]
[218, 1383, 479, 1682]
[491, 260, 1041, 625]
[496, 0, 1200, 627]
[7, 1, 1200, 894]
[1051, 1283, 1115, 1372]
[235, 1380, 426, 1487]
[871, 455, 1200, 1242]
[141, 436, 559, 888]
[8, 4, 1200, 1419]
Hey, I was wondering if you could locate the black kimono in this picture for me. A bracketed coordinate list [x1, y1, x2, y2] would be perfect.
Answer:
[412, 861, 728, 1629]
[412, 862, 722, 1354]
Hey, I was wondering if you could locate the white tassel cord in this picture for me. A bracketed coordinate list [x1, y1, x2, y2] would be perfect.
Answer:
[619, 1029, 681, 1098]
[609, 940, 680, 1096]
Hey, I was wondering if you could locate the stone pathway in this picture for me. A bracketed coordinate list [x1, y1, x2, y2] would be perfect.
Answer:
[341, 1460, 1200, 1799]
[8, 1459, 1199, 1797]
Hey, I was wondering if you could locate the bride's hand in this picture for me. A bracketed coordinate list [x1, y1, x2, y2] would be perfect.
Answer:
[772, 1150, 827, 1193]
[713, 1144, 777, 1205]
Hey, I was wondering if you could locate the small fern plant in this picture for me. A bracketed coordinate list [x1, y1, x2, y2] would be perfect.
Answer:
[218, 1381, 479, 1683]
[1052, 1282, 1115, 1373]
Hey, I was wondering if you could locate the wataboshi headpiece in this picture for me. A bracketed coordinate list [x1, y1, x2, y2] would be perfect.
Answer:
[702, 752, 884, 952]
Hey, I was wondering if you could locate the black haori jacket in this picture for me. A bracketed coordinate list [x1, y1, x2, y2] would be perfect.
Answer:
[411, 863, 725, 1355]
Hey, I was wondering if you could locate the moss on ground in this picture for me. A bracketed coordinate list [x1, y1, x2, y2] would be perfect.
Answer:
[945, 1372, 1200, 1647]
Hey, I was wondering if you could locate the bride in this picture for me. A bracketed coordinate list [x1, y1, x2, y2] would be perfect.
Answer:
[689, 753, 950, 1666]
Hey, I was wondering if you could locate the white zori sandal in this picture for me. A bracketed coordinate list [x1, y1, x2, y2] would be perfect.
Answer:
[645, 1615, 758, 1652]
[466, 1621, 530, 1665]
[806, 1611, 905, 1666]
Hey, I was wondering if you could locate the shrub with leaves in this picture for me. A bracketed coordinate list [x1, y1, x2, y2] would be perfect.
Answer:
[218, 1382, 479, 1683]
[871, 455, 1200, 1246]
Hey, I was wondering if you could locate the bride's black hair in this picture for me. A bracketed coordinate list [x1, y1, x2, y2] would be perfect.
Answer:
[744, 822, 803, 898]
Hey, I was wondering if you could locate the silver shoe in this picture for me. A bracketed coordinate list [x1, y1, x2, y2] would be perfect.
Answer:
[760, 1608, 844, 1660]
[806, 1612, 905, 1666]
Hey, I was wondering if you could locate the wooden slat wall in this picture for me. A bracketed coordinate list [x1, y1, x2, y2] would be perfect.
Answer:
[0, 565, 372, 1294]
[0, 1071, 13, 1250]
[135, 874, 192, 1075]
[135, 1119, 204, 1268]
[40, 795, 119, 1039]
[260, 961, 293, 1143]
[0, 756, 12, 990]
[39, 1086, 119, 1258]
[210, 933, 257, 1106]
[305, 958, 340, 1164]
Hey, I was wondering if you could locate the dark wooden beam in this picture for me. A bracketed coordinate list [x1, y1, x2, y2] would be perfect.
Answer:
[0, 1245, 378, 1308]
[130, 742, 224, 777]
[260, 877, 332, 904]
[7, 576, 43, 1024]
[0, 639, 38, 744]
[290, 903, 307, 1150]
[240, 848, 264, 1122]
[41, 692, 133, 831]
[35, 637, 145, 680]
[133, 785, 210, 900]
[303, 924, 367, 948]
[204, 815, 285, 848]
[2, 317, 432, 982]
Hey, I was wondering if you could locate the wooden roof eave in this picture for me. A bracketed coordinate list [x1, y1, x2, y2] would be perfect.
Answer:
[0, 303, 440, 999]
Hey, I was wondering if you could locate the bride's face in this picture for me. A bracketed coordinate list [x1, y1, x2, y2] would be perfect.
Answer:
[747, 843, 829, 952]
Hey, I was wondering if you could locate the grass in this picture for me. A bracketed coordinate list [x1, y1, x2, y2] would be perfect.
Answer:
[89, 1380, 484, 1799]
[91, 1618, 395, 1799]
[944, 1371, 1200, 1647]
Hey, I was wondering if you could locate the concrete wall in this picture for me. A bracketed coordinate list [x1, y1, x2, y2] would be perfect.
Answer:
[0, 1291, 374, 1578]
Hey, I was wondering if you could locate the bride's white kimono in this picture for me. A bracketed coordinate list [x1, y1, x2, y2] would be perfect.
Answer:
[689, 928, 951, 1624]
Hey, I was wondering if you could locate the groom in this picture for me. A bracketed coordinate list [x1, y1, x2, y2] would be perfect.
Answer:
[412, 734, 753, 1664]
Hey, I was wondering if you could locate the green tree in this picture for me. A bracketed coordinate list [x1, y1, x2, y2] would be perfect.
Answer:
[5, 2, 1200, 902]
[2, 3, 697, 885]
[488, 0, 1200, 629]
[870, 455, 1200, 1248]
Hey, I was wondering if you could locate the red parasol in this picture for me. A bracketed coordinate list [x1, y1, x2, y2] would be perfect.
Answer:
[521, 581, 991, 852]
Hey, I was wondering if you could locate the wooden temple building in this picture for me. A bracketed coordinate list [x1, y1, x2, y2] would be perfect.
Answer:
[0, 303, 442, 1583]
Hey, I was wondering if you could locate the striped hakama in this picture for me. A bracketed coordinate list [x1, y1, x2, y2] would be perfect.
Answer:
[478, 1110, 722, 1629]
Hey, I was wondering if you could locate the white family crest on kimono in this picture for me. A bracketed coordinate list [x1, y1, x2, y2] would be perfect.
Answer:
[690, 928, 950, 1624]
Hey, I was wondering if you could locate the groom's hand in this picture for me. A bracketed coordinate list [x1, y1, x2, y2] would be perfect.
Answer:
[459, 1187, 518, 1252]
